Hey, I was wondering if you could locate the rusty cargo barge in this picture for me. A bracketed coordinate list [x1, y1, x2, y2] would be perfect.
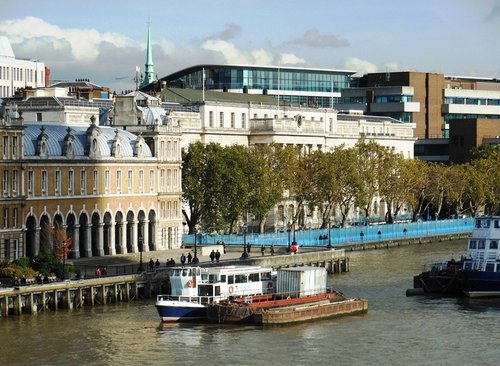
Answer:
[206, 266, 368, 325]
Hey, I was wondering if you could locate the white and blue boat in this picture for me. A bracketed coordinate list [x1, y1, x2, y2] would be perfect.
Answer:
[155, 265, 276, 322]
[414, 215, 500, 298]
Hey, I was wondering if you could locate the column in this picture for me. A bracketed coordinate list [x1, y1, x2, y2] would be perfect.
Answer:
[120, 222, 127, 254]
[142, 221, 149, 253]
[109, 222, 116, 256]
[98, 223, 104, 256]
[85, 224, 92, 257]
[73, 224, 80, 259]
[34, 227, 41, 256]
[131, 220, 138, 253]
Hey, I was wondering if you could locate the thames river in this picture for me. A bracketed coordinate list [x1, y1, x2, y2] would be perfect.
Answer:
[1, 239, 498, 366]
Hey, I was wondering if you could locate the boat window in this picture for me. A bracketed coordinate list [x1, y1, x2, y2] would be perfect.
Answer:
[261, 272, 271, 280]
[485, 220, 490, 228]
[490, 240, 498, 249]
[475, 220, 481, 228]
[478, 240, 485, 249]
[174, 269, 181, 276]
[485, 263, 495, 272]
[249, 273, 260, 282]
[469, 240, 477, 249]
[495, 220, 500, 229]
[220, 275, 226, 283]
[182, 268, 188, 276]
[464, 262, 473, 270]
[201, 274, 208, 282]
[228, 275, 234, 284]
[235, 274, 247, 283]
[208, 274, 217, 283]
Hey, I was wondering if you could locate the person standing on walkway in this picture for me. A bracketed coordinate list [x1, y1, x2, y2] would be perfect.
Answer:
[149, 259, 154, 272]
[261, 245, 265, 256]
[215, 250, 221, 263]
[187, 252, 192, 264]
[270, 245, 275, 256]
[180, 253, 186, 266]
[210, 250, 216, 263]
[155, 259, 160, 269]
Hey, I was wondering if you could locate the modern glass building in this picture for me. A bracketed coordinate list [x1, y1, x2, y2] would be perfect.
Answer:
[143, 64, 355, 108]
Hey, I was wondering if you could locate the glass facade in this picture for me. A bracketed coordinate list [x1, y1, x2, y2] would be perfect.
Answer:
[164, 65, 353, 108]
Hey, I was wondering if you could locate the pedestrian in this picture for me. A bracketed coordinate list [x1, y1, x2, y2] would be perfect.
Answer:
[247, 242, 251, 253]
[95, 267, 101, 277]
[222, 241, 226, 254]
[360, 231, 364, 241]
[180, 253, 186, 266]
[261, 245, 265, 256]
[101, 267, 107, 276]
[187, 252, 192, 264]
[149, 258, 154, 271]
[155, 259, 160, 269]
[377, 230, 382, 240]
[270, 245, 275, 256]
[215, 250, 221, 263]
[209, 250, 216, 263]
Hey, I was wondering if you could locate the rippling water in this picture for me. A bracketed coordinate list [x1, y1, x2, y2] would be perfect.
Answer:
[1, 239, 499, 366]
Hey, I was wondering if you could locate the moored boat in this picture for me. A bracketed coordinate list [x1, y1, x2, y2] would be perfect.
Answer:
[155, 265, 276, 322]
[207, 266, 368, 325]
[412, 215, 500, 298]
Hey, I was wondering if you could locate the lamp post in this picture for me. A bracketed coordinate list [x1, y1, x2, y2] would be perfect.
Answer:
[307, 216, 312, 245]
[287, 223, 291, 252]
[193, 225, 199, 263]
[241, 224, 248, 259]
[327, 219, 333, 249]
[138, 236, 144, 272]
[62, 240, 67, 280]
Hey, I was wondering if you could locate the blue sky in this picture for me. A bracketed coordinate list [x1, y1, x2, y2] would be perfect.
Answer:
[1, 0, 499, 92]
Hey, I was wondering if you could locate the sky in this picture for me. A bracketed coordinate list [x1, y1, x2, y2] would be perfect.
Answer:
[1, 0, 499, 93]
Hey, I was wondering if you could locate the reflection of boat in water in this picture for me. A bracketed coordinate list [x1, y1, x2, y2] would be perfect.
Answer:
[412, 216, 500, 298]
[155, 265, 276, 322]
[207, 266, 368, 325]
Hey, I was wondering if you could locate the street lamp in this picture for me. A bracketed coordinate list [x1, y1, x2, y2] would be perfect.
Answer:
[138, 236, 144, 272]
[62, 240, 67, 280]
[240, 224, 249, 259]
[327, 219, 333, 249]
[287, 222, 291, 252]
[193, 225, 199, 264]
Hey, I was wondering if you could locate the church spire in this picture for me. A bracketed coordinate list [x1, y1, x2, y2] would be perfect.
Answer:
[140, 18, 157, 88]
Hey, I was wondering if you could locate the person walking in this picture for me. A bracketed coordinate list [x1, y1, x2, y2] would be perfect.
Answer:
[215, 250, 221, 263]
[261, 245, 265, 256]
[180, 253, 186, 266]
[187, 252, 192, 264]
[209, 250, 216, 263]
[270, 245, 275, 256]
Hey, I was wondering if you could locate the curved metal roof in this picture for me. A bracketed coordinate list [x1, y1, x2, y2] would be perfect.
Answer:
[23, 124, 152, 158]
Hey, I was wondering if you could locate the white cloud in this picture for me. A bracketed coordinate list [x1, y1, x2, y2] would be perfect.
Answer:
[341, 57, 378, 75]
[0, 16, 140, 62]
[279, 53, 306, 65]
[202, 39, 251, 64]
[251, 49, 274, 65]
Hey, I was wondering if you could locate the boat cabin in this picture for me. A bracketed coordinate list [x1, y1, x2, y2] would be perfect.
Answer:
[464, 216, 500, 272]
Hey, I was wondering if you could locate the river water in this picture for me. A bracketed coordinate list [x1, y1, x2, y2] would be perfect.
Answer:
[1, 239, 499, 366]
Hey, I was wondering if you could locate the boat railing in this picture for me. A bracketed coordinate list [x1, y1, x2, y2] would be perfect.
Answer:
[156, 294, 223, 305]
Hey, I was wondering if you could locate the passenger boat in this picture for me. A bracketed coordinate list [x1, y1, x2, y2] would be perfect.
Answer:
[412, 215, 500, 298]
[206, 266, 368, 325]
[155, 265, 276, 322]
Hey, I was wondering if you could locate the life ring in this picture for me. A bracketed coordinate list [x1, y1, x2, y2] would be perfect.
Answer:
[267, 282, 273, 289]
[228, 286, 234, 294]
[187, 279, 193, 288]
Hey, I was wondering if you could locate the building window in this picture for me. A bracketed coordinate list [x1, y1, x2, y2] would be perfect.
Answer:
[167, 141, 172, 161]
[12, 207, 18, 228]
[12, 169, 18, 195]
[127, 170, 133, 193]
[41, 170, 48, 196]
[3, 208, 7, 228]
[104, 170, 110, 193]
[12, 136, 18, 158]
[161, 201, 165, 218]
[2, 136, 8, 158]
[28, 170, 34, 196]
[242, 113, 246, 128]
[68, 170, 74, 195]
[80, 170, 87, 195]
[209, 111, 214, 127]
[116, 170, 122, 194]
[167, 169, 172, 192]
[173, 169, 178, 192]
[231, 112, 235, 128]
[149, 170, 155, 192]
[219, 112, 224, 127]
[160, 141, 165, 160]
[160, 169, 165, 191]
[93, 170, 98, 194]
[173, 141, 178, 161]
[3, 170, 8, 196]
[55, 170, 61, 196]
[139, 170, 144, 193]
[36, 112, 42, 122]
[167, 201, 172, 218]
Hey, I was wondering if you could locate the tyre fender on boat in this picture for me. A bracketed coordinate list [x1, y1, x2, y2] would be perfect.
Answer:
[267, 282, 273, 289]
[187, 279, 193, 288]
[228, 286, 234, 294]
